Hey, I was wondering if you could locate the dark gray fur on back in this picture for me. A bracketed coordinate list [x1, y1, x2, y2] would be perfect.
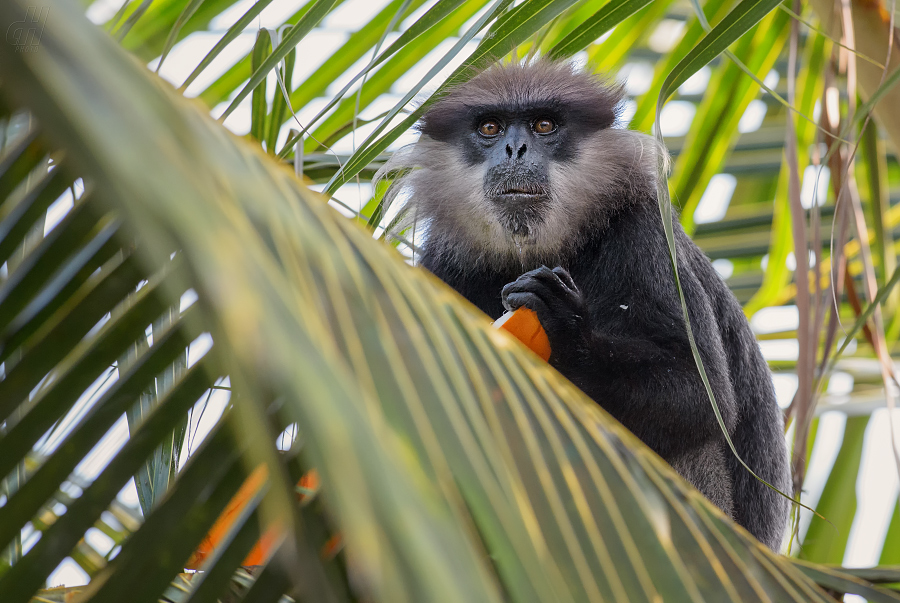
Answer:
[377, 62, 791, 550]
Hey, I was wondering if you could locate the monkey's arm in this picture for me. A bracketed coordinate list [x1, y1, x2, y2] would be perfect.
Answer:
[501, 264, 737, 460]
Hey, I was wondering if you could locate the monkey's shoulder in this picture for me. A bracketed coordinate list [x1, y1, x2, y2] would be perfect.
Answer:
[569, 205, 749, 343]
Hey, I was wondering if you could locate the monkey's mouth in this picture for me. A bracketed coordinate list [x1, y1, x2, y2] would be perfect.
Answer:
[485, 182, 550, 236]
[491, 185, 550, 199]
[499, 187, 541, 195]
[490, 189, 551, 213]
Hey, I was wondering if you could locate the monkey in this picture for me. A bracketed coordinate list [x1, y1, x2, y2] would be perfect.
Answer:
[376, 61, 791, 551]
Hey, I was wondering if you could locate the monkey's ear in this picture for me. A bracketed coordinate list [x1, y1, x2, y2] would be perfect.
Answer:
[494, 308, 552, 361]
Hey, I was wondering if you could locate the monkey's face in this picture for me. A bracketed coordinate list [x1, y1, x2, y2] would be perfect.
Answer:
[378, 62, 665, 265]
[417, 103, 624, 257]
[410, 102, 602, 258]
[466, 111, 562, 240]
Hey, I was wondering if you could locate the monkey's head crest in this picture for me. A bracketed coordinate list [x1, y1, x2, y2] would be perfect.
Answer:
[376, 60, 668, 267]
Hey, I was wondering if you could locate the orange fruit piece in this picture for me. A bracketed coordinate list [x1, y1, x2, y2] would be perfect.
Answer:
[494, 307, 551, 361]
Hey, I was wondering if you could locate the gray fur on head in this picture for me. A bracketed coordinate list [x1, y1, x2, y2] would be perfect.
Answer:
[375, 61, 670, 268]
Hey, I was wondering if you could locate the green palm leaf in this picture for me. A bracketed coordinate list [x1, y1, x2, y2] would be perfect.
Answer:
[1, 0, 899, 601]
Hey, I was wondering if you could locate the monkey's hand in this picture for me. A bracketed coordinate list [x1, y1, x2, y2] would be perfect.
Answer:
[501, 266, 594, 369]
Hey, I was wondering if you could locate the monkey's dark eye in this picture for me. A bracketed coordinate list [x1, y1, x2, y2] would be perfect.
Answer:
[533, 118, 556, 134]
[478, 120, 501, 137]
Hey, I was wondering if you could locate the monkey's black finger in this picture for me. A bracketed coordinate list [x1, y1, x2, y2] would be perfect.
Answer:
[520, 265, 558, 283]
[502, 292, 549, 316]
[528, 265, 578, 295]
[551, 267, 578, 291]
[503, 277, 579, 313]
[502, 275, 555, 300]
[501, 277, 534, 297]
[501, 279, 538, 305]
[511, 267, 572, 294]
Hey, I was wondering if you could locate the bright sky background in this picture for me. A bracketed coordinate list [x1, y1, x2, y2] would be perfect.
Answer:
[41, 0, 900, 588]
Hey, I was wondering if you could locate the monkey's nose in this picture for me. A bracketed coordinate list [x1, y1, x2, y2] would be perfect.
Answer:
[505, 143, 527, 159]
